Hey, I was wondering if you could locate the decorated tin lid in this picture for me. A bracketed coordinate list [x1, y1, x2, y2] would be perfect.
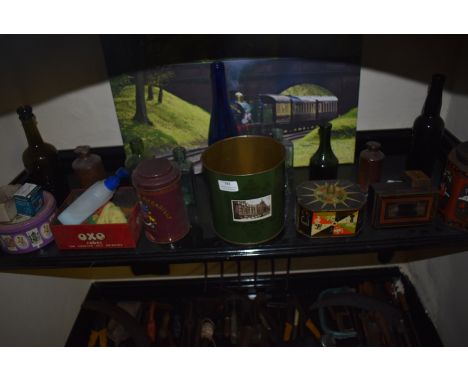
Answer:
[132, 157, 180, 191]
[296, 180, 366, 211]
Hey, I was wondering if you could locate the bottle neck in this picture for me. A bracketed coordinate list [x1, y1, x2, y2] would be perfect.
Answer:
[422, 77, 444, 116]
[211, 63, 230, 108]
[22, 117, 44, 147]
[318, 125, 332, 152]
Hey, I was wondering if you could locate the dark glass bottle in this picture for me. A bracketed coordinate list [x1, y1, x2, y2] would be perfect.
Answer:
[172, 146, 195, 206]
[406, 74, 446, 177]
[208, 61, 238, 146]
[16, 105, 68, 201]
[309, 123, 339, 180]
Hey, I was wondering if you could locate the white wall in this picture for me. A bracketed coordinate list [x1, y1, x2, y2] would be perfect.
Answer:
[0, 272, 90, 346]
[0, 82, 122, 184]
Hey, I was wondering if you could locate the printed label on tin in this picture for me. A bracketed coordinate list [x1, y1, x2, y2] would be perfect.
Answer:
[14, 235, 29, 250]
[232, 195, 272, 222]
[1, 235, 17, 251]
[311, 211, 359, 236]
[218, 180, 239, 192]
[26, 228, 44, 248]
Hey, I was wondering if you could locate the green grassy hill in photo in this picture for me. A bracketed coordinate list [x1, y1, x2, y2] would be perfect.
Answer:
[112, 82, 210, 156]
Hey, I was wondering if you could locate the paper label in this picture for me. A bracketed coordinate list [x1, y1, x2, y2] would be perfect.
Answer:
[218, 180, 239, 192]
[232, 195, 272, 222]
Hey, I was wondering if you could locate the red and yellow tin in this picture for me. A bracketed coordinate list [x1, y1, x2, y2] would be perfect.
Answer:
[439, 141, 468, 230]
[132, 158, 190, 244]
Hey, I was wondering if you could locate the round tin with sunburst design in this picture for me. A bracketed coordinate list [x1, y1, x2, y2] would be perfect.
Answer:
[295, 180, 366, 238]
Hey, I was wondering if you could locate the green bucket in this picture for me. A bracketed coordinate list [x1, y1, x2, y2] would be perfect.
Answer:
[202, 135, 286, 245]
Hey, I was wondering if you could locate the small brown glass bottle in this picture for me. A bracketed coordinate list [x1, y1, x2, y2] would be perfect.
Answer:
[358, 141, 385, 192]
[72, 146, 106, 188]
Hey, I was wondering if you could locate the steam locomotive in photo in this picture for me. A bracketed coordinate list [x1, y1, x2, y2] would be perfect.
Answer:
[232, 94, 339, 134]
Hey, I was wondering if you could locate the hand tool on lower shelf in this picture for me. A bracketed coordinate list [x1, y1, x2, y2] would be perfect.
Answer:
[88, 313, 108, 347]
[147, 301, 157, 344]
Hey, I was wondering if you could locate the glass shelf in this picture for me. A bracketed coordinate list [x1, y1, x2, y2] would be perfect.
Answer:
[1, 155, 467, 270]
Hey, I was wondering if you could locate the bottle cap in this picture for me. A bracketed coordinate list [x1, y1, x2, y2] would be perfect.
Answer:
[16, 105, 34, 121]
[272, 128, 283, 140]
[172, 146, 187, 162]
[365, 141, 381, 151]
[104, 167, 129, 191]
[74, 145, 91, 157]
[129, 138, 144, 154]
[210, 61, 225, 74]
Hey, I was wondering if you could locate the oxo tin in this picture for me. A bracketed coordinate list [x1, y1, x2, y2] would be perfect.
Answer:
[0, 191, 56, 254]
[296, 180, 366, 238]
[132, 158, 190, 244]
[202, 135, 285, 245]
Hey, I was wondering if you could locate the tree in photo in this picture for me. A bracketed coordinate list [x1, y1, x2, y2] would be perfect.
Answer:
[133, 71, 153, 125]
[147, 66, 174, 105]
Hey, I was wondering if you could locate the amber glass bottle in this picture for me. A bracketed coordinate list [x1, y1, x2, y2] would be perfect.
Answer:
[358, 141, 385, 192]
[17, 105, 68, 201]
[309, 123, 339, 180]
[72, 146, 106, 188]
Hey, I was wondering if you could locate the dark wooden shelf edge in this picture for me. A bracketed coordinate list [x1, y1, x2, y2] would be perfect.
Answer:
[1, 232, 468, 270]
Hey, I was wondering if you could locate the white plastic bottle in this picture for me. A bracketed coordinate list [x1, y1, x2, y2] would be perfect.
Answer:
[58, 168, 128, 225]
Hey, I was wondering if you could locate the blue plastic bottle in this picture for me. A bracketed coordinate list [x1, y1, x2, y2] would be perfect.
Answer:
[208, 61, 238, 146]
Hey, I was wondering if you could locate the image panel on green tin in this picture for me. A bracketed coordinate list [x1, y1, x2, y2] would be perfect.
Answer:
[109, 58, 360, 173]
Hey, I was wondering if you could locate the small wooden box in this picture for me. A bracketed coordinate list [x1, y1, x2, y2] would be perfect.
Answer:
[370, 180, 439, 228]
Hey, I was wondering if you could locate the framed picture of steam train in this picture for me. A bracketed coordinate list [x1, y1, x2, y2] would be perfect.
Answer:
[109, 58, 360, 172]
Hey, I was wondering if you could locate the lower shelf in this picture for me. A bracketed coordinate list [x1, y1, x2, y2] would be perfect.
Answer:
[67, 267, 441, 346]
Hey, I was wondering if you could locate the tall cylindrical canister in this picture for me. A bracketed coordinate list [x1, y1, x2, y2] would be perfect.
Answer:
[439, 141, 468, 230]
[202, 135, 285, 245]
[132, 158, 190, 243]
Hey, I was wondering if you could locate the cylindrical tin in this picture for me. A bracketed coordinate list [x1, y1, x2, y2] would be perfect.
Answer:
[202, 135, 285, 245]
[132, 158, 190, 244]
[295, 180, 366, 238]
[0, 191, 56, 254]
[439, 141, 468, 230]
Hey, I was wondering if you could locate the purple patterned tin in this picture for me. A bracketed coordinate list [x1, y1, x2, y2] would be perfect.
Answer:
[0, 191, 56, 254]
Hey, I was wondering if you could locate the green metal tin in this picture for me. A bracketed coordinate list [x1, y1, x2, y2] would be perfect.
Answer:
[202, 135, 286, 245]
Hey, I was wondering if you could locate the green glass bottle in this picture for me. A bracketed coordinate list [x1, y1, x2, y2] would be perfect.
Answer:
[17, 105, 68, 201]
[125, 137, 146, 172]
[172, 146, 195, 205]
[309, 123, 339, 180]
